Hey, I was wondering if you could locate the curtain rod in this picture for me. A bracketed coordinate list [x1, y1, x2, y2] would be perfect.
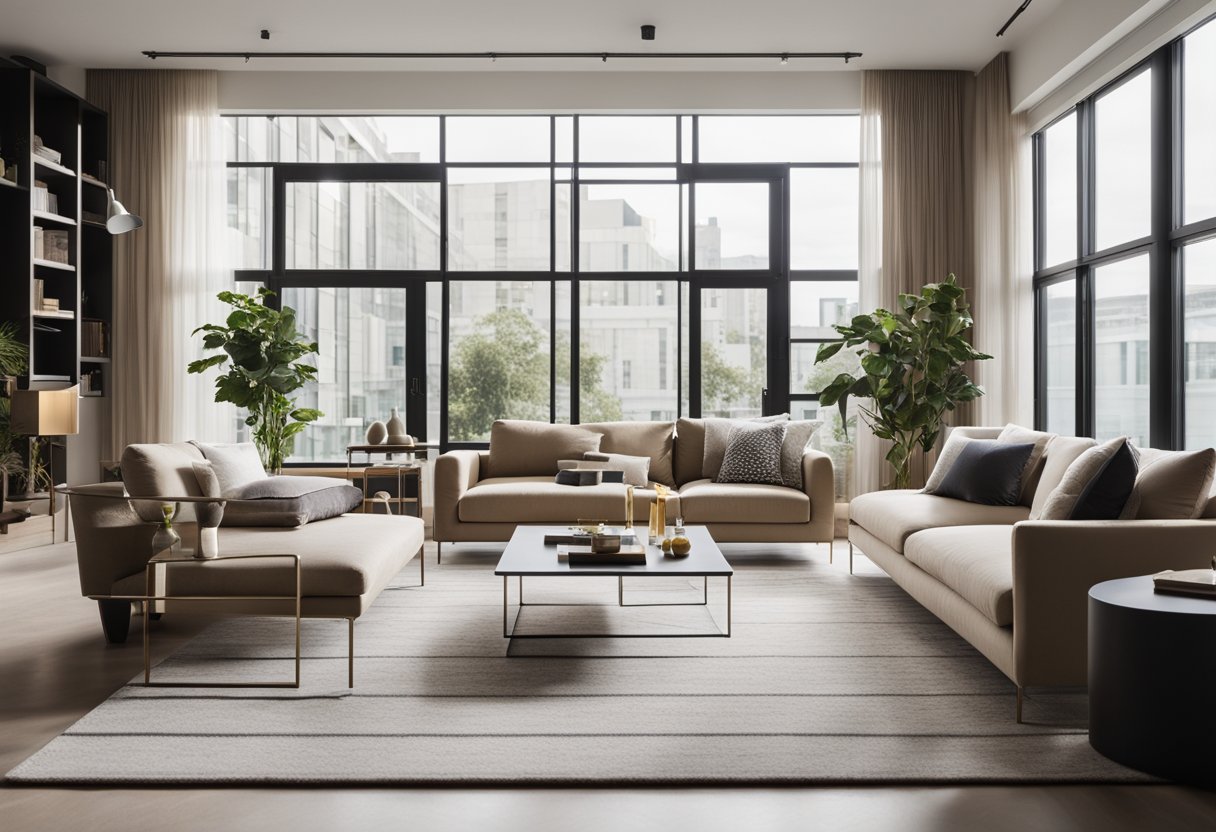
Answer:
[143, 51, 862, 65]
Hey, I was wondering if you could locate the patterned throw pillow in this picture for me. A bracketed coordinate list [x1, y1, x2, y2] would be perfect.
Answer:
[716, 422, 786, 486]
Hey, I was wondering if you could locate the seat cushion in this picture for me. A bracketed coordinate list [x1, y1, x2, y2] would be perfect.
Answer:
[679, 478, 810, 524]
[904, 525, 1014, 627]
[459, 477, 680, 524]
[849, 489, 1028, 554]
[113, 513, 425, 598]
[121, 442, 207, 523]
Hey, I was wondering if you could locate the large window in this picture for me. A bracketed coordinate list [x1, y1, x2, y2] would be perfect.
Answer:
[226, 114, 860, 482]
[1033, 15, 1216, 449]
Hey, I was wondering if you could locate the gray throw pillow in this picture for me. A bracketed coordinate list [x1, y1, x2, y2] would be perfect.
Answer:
[190, 461, 226, 529]
[189, 441, 268, 494]
[780, 420, 821, 490]
[222, 476, 363, 527]
[702, 414, 789, 481]
[716, 422, 786, 486]
[581, 451, 651, 487]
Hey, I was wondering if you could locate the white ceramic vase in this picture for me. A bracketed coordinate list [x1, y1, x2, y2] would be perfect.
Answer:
[365, 420, 387, 445]
[386, 408, 409, 445]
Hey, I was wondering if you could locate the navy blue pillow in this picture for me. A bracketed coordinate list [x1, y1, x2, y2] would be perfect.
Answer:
[932, 440, 1036, 506]
[1071, 439, 1139, 520]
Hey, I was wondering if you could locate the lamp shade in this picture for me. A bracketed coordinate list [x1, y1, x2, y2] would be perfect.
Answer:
[10, 386, 79, 436]
[106, 188, 143, 235]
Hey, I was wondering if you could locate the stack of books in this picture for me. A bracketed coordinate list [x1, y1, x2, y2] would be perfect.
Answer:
[82, 319, 109, 357]
[34, 228, 70, 263]
[548, 528, 648, 565]
[32, 136, 62, 165]
[32, 181, 59, 215]
[1153, 568, 1216, 599]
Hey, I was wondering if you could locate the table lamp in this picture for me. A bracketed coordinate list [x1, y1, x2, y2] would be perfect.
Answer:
[10, 385, 79, 542]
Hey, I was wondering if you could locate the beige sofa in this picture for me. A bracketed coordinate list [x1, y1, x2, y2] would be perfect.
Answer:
[434, 418, 835, 556]
[848, 427, 1216, 721]
[69, 442, 425, 685]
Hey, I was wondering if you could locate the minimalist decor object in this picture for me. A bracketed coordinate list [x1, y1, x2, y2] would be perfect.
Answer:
[815, 274, 991, 489]
[9, 385, 79, 542]
[648, 483, 669, 544]
[365, 420, 387, 445]
[386, 408, 409, 445]
[191, 461, 225, 559]
[624, 484, 634, 529]
[105, 188, 143, 234]
[188, 288, 323, 473]
[150, 504, 181, 559]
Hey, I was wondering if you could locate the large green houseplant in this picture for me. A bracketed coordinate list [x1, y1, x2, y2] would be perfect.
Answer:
[188, 289, 322, 473]
[814, 274, 990, 490]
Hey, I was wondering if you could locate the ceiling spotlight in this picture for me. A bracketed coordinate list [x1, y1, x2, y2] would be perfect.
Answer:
[641, 25, 656, 41]
[260, 29, 270, 40]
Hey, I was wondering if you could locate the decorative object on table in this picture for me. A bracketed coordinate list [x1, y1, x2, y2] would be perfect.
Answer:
[666, 516, 691, 558]
[624, 484, 634, 529]
[150, 504, 182, 559]
[1151, 559, 1216, 599]
[591, 533, 622, 553]
[648, 483, 669, 544]
[105, 188, 143, 234]
[188, 288, 323, 473]
[359, 465, 422, 519]
[9, 385, 79, 542]
[386, 408, 410, 445]
[814, 274, 990, 489]
[365, 420, 387, 445]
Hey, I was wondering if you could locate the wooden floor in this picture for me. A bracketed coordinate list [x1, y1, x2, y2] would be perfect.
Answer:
[2, 540, 1214, 832]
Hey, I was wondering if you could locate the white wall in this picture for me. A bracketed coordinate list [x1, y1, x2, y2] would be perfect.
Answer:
[217, 70, 861, 113]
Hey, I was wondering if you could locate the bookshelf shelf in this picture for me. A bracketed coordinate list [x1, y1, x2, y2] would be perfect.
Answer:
[0, 177, 26, 191]
[32, 210, 77, 226]
[81, 355, 111, 363]
[32, 310, 76, 320]
[32, 156, 76, 177]
[33, 258, 75, 272]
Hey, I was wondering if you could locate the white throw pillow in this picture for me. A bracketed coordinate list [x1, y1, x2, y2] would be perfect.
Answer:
[780, 420, 822, 490]
[579, 452, 652, 488]
[190, 441, 268, 495]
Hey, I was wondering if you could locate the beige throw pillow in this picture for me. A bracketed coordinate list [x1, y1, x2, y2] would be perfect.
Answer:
[702, 414, 789, 481]
[581, 452, 651, 488]
[190, 441, 268, 495]
[486, 420, 603, 478]
[923, 431, 972, 494]
[1029, 435, 1097, 519]
[1124, 447, 1216, 520]
[780, 420, 822, 490]
[1037, 437, 1130, 520]
[996, 424, 1054, 506]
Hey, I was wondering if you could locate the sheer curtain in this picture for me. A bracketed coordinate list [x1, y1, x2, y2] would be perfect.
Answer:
[87, 70, 234, 454]
[973, 53, 1034, 428]
[855, 69, 975, 495]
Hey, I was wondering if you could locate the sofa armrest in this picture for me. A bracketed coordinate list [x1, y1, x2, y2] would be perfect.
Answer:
[434, 450, 483, 542]
[1012, 519, 1216, 688]
[802, 448, 835, 534]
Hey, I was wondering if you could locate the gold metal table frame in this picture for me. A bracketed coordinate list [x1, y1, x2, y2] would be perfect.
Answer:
[501, 573, 732, 640]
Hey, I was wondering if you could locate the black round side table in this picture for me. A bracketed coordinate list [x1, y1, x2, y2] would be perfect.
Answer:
[1089, 575, 1216, 785]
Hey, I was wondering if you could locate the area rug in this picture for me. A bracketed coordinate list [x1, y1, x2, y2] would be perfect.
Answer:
[6, 543, 1151, 785]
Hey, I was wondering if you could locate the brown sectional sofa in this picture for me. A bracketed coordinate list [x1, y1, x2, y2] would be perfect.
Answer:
[434, 418, 836, 553]
[848, 426, 1216, 721]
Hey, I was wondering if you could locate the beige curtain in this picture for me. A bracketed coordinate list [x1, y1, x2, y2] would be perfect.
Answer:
[973, 53, 1034, 428]
[855, 69, 976, 494]
[87, 70, 233, 454]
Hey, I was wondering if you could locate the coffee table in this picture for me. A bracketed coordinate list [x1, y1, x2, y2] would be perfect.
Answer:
[495, 525, 733, 641]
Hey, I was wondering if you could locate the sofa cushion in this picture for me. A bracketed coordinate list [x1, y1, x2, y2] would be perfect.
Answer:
[579, 421, 676, 487]
[780, 420, 822, 490]
[904, 525, 1014, 627]
[582, 451, 651, 487]
[222, 476, 364, 527]
[996, 424, 1055, 505]
[1029, 435, 1097, 519]
[717, 422, 786, 486]
[1126, 447, 1216, 520]
[932, 440, 1036, 506]
[703, 415, 789, 481]
[1038, 437, 1138, 520]
[458, 477, 679, 524]
[120, 442, 207, 522]
[849, 489, 1029, 554]
[113, 513, 424, 598]
[190, 441, 268, 492]
[674, 418, 708, 485]
[485, 421, 603, 478]
[679, 478, 810, 524]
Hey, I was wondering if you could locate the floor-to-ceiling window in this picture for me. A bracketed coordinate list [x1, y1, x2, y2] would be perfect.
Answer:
[224, 114, 859, 494]
[1032, 15, 1216, 449]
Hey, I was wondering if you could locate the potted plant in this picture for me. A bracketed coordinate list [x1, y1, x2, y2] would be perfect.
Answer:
[187, 288, 322, 473]
[813, 274, 991, 490]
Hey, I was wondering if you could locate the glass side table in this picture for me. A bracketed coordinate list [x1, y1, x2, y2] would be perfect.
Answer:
[140, 549, 302, 689]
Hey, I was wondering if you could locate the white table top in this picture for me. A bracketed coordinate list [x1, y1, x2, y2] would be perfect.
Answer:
[494, 525, 733, 577]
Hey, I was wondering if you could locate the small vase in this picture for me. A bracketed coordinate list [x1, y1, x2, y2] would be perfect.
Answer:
[151, 505, 182, 559]
[386, 408, 408, 445]
[366, 420, 387, 445]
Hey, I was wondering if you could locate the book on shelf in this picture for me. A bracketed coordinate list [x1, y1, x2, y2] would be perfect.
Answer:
[80, 369, 103, 396]
[34, 278, 43, 309]
[1153, 568, 1216, 599]
[32, 181, 49, 211]
[40, 297, 60, 312]
[82, 319, 109, 357]
[557, 544, 648, 566]
[33, 226, 43, 258]
[41, 229, 70, 263]
[32, 136, 62, 165]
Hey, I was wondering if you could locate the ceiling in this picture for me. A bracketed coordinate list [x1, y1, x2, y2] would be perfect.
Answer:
[2, 0, 1063, 73]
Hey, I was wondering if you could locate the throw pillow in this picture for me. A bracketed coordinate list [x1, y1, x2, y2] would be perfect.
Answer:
[582, 451, 651, 487]
[780, 420, 822, 490]
[702, 414, 789, 481]
[716, 422, 786, 486]
[922, 431, 973, 494]
[557, 459, 626, 484]
[931, 440, 1036, 506]
[1124, 447, 1216, 520]
[1038, 437, 1139, 520]
[190, 461, 225, 529]
[1029, 435, 1098, 519]
[996, 424, 1055, 506]
[485, 421, 603, 478]
[222, 476, 363, 527]
[189, 441, 268, 494]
